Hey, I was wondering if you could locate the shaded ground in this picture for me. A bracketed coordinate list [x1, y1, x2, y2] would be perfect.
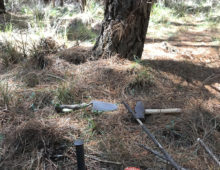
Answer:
[0, 10, 220, 170]
[0, 13, 29, 30]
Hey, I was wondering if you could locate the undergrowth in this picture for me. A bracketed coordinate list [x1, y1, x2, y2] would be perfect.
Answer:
[149, 1, 220, 39]
[0, 40, 23, 67]
[0, 83, 12, 108]
[1, 120, 76, 169]
[55, 82, 75, 105]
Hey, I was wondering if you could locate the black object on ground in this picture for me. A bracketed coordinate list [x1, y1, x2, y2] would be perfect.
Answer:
[134, 101, 145, 119]
[74, 139, 86, 170]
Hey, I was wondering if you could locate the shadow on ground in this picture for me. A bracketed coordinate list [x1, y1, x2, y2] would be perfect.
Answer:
[141, 59, 220, 85]
[0, 13, 29, 30]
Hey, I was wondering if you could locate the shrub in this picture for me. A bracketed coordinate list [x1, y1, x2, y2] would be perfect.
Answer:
[0, 41, 23, 67]
[55, 82, 75, 104]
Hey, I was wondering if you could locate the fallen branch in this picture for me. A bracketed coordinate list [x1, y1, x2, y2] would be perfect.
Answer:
[145, 108, 182, 114]
[137, 143, 169, 163]
[197, 138, 220, 167]
[122, 102, 186, 170]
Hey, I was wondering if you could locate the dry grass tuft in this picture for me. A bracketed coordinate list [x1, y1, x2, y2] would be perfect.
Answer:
[28, 37, 61, 69]
[0, 120, 78, 169]
[27, 90, 54, 110]
[23, 72, 40, 87]
[0, 83, 12, 109]
[55, 82, 76, 104]
[58, 46, 92, 65]
[126, 66, 155, 95]
[0, 41, 24, 68]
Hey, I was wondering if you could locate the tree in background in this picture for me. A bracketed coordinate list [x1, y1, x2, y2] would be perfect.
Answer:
[44, 0, 64, 7]
[44, 0, 55, 7]
[92, 0, 153, 60]
[76, 0, 87, 12]
[0, 0, 5, 14]
[60, 0, 64, 6]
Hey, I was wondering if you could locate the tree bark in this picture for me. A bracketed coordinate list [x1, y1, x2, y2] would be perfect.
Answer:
[44, 0, 55, 7]
[76, 0, 86, 12]
[60, 0, 64, 6]
[0, 0, 5, 14]
[92, 0, 153, 60]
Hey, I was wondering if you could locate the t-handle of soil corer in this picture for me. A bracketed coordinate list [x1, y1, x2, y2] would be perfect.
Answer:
[134, 101, 182, 120]
[122, 101, 186, 170]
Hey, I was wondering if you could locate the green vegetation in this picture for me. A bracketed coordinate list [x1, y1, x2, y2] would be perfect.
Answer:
[128, 63, 154, 95]
[66, 18, 97, 41]
[149, 1, 220, 39]
[55, 82, 75, 104]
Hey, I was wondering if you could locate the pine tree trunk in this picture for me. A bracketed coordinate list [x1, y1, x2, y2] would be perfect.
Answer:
[77, 0, 86, 12]
[0, 0, 5, 14]
[60, 0, 64, 6]
[92, 0, 153, 60]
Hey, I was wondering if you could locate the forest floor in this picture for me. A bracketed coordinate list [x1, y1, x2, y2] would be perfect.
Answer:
[0, 6, 220, 170]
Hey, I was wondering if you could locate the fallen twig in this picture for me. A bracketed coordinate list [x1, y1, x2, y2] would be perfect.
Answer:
[85, 154, 122, 165]
[122, 102, 186, 170]
[197, 138, 220, 167]
[202, 73, 220, 85]
[137, 143, 169, 162]
[46, 74, 67, 82]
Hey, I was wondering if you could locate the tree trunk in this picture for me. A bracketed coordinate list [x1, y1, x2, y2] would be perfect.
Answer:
[60, 0, 64, 6]
[44, 0, 55, 7]
[92, 0, 153, 60]
[77, 0, 86, 12]
[0, 0, 5, 14]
